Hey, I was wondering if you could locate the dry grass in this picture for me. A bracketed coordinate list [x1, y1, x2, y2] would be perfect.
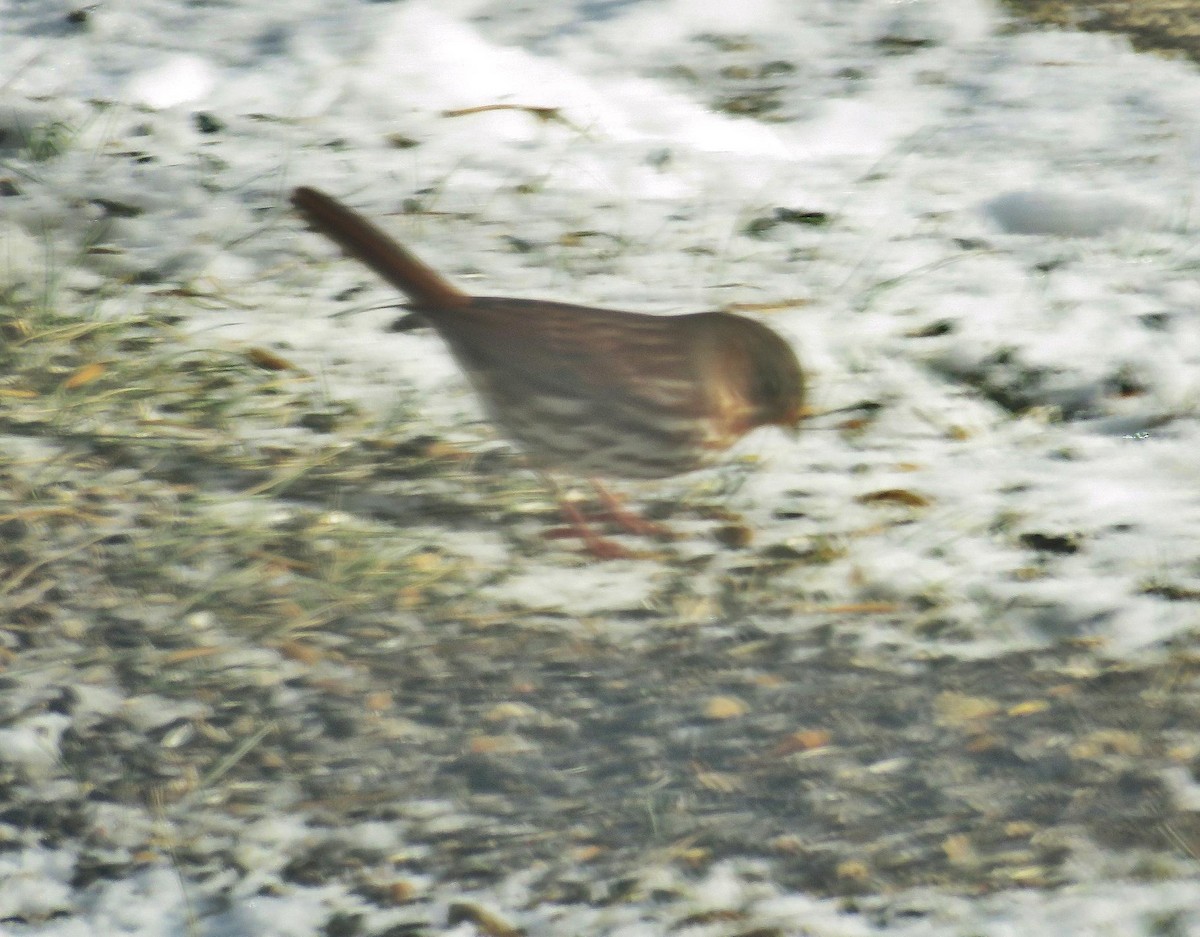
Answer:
[0, 286, 521, 677]
[998, 0, 1200, 64]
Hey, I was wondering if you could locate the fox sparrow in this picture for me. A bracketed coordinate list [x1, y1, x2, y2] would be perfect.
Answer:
[291, 185, 806, 556]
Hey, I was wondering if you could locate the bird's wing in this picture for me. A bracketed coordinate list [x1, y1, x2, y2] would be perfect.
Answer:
[434, 298, 716, 419]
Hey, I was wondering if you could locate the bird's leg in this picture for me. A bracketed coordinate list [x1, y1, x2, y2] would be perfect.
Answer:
[589, 479, 674, 540]
[556, 498, 639, 560]
[539, 476, 639, 559]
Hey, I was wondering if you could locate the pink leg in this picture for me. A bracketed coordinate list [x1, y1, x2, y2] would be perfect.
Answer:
[590, 480, 674, 539]
[556, 499, 638, 560]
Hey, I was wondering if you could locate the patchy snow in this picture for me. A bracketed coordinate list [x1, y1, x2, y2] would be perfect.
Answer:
[4, 0, 1200, 932]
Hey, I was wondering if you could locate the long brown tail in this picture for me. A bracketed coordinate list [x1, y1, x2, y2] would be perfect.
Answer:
[291, 186, 469, 310]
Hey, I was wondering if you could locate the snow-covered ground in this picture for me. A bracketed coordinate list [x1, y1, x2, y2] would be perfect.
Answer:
[3, 0, 1200, 933]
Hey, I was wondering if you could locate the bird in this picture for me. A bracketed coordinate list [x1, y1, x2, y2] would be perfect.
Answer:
[290, 185, 806, 557]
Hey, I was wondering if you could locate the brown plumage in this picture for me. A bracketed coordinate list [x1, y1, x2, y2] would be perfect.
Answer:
[291, 185, 805, 555]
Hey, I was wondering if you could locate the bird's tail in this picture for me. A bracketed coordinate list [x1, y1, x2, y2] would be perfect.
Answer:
[291, 186, 468, 311]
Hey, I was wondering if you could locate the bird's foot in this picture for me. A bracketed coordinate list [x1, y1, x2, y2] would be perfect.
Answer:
[553, 500, 648, 560]
[589, 480, 676, 540]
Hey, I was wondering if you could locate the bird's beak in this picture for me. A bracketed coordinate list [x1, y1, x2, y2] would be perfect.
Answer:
[780, 403, 812, 437]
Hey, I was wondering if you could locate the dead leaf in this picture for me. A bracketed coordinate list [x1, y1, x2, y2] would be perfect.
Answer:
[704, 695, 749, 720]
[63, 362, 105, 389]
[856, 488, 931, 508]
[246, 347, 297, 371]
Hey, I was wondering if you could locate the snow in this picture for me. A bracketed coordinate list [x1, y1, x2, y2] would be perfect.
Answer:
[4, 0, 1200, 932]
[0, 714, 72, 777]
